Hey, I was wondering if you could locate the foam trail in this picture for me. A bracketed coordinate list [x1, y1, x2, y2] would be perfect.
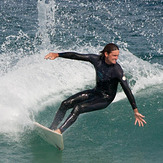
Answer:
[0, 50, 94, 134]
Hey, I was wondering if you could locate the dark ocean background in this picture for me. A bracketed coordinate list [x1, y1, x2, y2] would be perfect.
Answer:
[0, 0, 163, 162]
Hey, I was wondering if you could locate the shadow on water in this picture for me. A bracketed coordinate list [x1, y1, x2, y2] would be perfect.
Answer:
[25, 130, 63, 163]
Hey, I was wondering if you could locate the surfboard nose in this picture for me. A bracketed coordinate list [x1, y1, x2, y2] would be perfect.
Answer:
[34, 122, 64, 150]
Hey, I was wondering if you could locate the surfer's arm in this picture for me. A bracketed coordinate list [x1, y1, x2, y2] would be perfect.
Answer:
[120, 79, 147, 126]
[117, 67, 137, 110]
[120, 79, 137, 110]
[116, 65, 146, 126]
[45, 52, 95, 62]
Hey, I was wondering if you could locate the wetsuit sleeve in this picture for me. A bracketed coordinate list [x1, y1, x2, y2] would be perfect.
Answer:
[58, 52, 95, 63]
[116, 65, 137, 110]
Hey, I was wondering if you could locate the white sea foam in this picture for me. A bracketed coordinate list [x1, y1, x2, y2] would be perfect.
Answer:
[0, 49, 94, 133]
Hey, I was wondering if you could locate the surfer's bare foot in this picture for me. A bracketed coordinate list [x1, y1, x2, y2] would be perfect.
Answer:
[54, 129, 61, 134]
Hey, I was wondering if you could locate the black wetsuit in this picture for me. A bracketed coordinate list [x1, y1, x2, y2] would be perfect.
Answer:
[50, 52, 137, 133]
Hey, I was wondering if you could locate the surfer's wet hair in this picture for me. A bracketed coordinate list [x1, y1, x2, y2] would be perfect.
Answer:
[100, 43, 119, 60]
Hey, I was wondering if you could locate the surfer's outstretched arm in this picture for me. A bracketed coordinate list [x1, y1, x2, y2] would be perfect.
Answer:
[115, 65, 147, 127]
[45, 52, 96, 63]
[134, 108, 146, 127]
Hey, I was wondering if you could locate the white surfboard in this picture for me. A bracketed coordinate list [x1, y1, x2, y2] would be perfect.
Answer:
[34, 122, 64, 150]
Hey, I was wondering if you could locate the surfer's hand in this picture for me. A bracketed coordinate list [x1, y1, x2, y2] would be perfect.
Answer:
[44, 53, 59, 60]
[134, 109, 146, 127]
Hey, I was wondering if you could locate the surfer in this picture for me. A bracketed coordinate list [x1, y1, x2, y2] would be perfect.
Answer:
[45, 43, 146, 134]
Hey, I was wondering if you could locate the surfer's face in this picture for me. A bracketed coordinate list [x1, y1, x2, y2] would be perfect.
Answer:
[104, 50, 119, 65]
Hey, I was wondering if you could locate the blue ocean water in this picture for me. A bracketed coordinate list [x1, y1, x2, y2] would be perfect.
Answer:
[0, 0, 163, 162]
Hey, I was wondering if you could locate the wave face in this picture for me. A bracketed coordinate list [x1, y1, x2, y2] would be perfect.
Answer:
[0, 0, 163, 162]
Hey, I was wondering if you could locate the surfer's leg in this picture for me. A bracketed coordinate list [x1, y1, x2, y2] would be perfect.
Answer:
[49, 101, 68, 130]
[58, 96, 111, 133]
[49, 89, 95, 130]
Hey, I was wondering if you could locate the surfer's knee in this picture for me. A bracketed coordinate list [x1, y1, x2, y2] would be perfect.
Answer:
[59, 100, 70, 111]
[61, 99, 73, 108]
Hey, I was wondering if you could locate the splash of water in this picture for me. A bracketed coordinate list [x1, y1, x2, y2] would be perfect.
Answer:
[35, 0, 57, 50]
